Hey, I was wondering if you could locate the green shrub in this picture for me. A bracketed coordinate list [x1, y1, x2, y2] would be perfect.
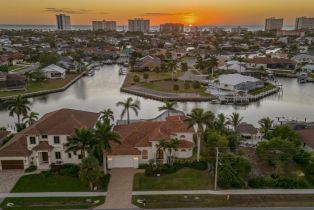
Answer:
[248, 176, 310, 189]
[192, 81, 201, 89]
[184, 83, 190, 89]
[25, 165, 37, 173]
[133, 75, 140, 82]
[248, 177, 268, 188]
[173, 84, 180, 91]
[59, 164, 80, 177]
[143, 73, 149, 80]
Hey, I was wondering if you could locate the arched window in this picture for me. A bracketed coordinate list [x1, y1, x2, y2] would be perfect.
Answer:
[181, 149, 186, 152]
[180, 135, 186, 138]
[142, 150, 148, 159]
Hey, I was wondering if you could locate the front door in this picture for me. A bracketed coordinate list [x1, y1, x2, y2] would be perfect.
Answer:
[42, 152, 48, 163]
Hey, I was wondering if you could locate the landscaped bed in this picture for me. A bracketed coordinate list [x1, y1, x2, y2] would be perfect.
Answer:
[133, 194, 314, 208]
[0, 196, 105, 210]
[133, 168, 211, 191]
[249, 83, 276, 96]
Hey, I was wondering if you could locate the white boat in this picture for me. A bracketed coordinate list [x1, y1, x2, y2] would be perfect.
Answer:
[119, 68, 127, 75]
[87, 70, 95, 76]
[211, 99, 221, 104]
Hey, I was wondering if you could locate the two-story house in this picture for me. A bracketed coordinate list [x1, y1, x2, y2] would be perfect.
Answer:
[107, 115, 195, 168]
[0, 109, 100, 170]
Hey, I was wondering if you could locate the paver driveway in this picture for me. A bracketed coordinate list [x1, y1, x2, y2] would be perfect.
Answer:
[96, 168, 143, 209]
[0, 170, 24, 193]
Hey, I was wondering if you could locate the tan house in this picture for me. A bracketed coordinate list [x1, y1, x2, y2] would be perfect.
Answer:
[0, 109, 100, 170]
[107, 115, 195, 168]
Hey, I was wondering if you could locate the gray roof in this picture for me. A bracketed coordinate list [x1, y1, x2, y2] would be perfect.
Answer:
[216, 73, 260, 86]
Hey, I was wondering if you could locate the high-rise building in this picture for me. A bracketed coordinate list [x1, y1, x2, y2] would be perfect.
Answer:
[92, 20, 117, 31]
[56, 14, 71, 31]
[128, 18, 150, 32]
[295, 17, 314, 30]
[265, 17, 284, 31]
[231, 26, 248, 34]
[160, 23, 184, 33]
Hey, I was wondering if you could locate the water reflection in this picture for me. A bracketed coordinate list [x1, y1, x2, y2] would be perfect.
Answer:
[0, 65, 313, 128]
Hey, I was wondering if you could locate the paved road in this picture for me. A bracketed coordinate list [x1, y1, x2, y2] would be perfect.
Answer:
[133, 189, 314, 195]
[0, 192, 106, 198]
[0, 170, 25, 193]
[91, 207, 314, 210]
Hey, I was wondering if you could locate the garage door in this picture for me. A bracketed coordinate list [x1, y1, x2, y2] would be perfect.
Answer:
[1, 160, 24, 170]
[109, 156, 138, 168]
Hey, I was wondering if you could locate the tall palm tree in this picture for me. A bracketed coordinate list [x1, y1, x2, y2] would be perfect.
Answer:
[258, 117, 273, 139]
[215, 113, 229, 133]
[92, 121, 120, 175]
[185, 108, 211, 161]
[66, 127, 94, 159]
[5, 95, 31, 125]
[228, 112, 244, 131]
[208, 56, 219, 78]
[22, 112, 39, 127]
[100, 108, 114, 123]
[158, 101, 178, 117]
[167, 60, 178, 80]
[116, 97, 140, 124]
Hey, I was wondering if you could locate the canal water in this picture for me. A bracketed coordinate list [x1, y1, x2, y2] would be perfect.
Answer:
[0, 65, 313, 128]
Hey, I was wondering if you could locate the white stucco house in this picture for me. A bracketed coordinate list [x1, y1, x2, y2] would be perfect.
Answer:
[0, 109, 100, 170]
[219, 60, 247, 72]
[107, 115, 195, 169]
[41, 64, 66, 79]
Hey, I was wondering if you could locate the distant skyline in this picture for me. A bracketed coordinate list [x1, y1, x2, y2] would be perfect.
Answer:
[1, 0, 314, 25]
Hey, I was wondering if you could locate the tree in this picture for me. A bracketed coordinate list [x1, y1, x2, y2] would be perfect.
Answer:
[79, 156, 102, 191]
[157, 138, 180, 166]
[228, 112, 244, 131]
[215, 113, 229, 133]
[167, 60, 178, 80]
[22, 111, 39, 127]
[100, 108, 114, 123]
[158, 101, 178, 117]
[116, 97, 140, 124]
[92, 121, 120, 175]
[66, 127, 94, 159]
[258, 117, 273, 139]
[207, 56, 219, 78]
[39, 52, 58, 68]
[256, 137, 297, 174]
[5, 95, 31, 125]
[180, 62, 188, 72]
[268, 125, 300, 146]
[185, 108, 212, 161]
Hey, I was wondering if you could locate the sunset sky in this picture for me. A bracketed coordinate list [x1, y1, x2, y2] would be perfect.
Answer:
[1, 0, 314, 26]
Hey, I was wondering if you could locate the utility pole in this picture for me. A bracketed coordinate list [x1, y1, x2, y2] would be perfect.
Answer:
[214, 147, 219, 190]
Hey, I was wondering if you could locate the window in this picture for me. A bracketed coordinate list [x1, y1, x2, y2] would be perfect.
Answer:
[78, 154, 83, 159]
[29, 137, 36, 144]
[73, 151, 77, 155]
[181, 149, 186, 152]
[42, 135, 47, 139]
[68, 153, 72, 159]
[55, 152, 61, 159]
[142, 150, 148, 159]
[53, 136, 60, 144]
[180, 135, 186, 138]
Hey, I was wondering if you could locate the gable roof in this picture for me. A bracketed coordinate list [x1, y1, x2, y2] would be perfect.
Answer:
[41, 64, 66, 74]
[236, 122, 258, 135]
[110, 115, 194, 155]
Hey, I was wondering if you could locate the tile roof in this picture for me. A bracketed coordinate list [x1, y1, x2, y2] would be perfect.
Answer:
[236, 122, 258, 135]
[32, 141, 54, 151]
[110, 116, 194, 155]
[0, 109, 100, 157]
[297, 126, 314, 148]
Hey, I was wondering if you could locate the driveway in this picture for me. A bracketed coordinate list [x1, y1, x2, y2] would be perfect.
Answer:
[0, 170, 24, 193]
[96, 168, 143, 209]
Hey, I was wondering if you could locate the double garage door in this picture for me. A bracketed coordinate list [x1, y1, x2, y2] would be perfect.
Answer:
[1, 160, 24, 170]
[108, 156, 139, 168]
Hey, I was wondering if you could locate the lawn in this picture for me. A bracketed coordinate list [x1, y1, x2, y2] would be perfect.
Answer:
[0, 197, 105, 210]
[249, 83, 276, 96]
[133, 194, 314, 208]
[133, 168, 211, 191]
[122, 71, 183, 87]
[0, 73, 79, 98]
[139, 80, 210, 96]
[11, 173, 89, 192]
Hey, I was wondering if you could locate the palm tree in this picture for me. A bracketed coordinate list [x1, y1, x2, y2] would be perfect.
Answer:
[167, 60, 178, 80]
[258, 117, 273, 139]
[228, 112, 244, 131]
[100, 108, 114, 123]
[208, 56, 219, 78]
[22, 112, 39, 127]
[92, 121, 120, 175]
[116, 97, 140, 124]
[215, 113, 229, 133]
[66, 127, 94, 159]
[157, 138, 180, 166]
[185, 108, 211, 161]
[5, 95, 31, 125]
[158, 101, 178, 117]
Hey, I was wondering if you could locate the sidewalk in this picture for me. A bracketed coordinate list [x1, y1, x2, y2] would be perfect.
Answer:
[133, 189, 314, 195]
[0, 192, 106, 198]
